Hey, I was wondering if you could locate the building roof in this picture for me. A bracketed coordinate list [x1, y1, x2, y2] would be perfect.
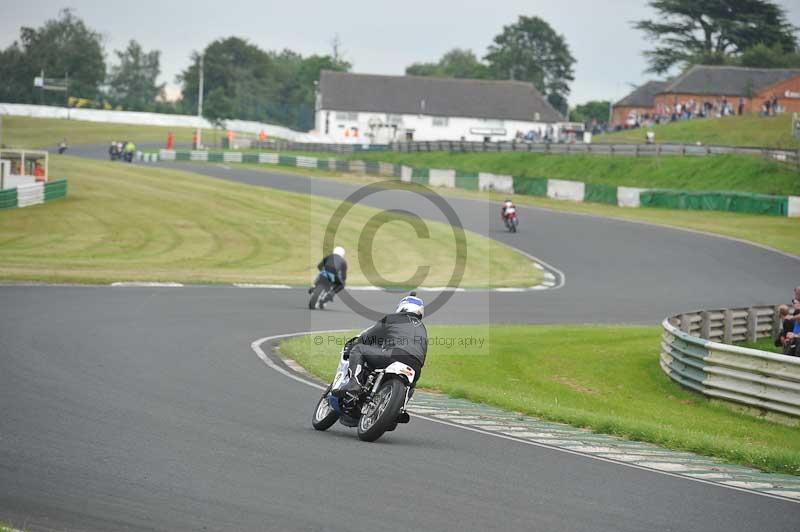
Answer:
[614, 80, 670, 108]
[319, 70, 564, 122]
[662, 65, 800, 96]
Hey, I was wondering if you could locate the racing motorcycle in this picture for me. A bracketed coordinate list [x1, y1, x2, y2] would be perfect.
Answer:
[308, 271, 336, 310]
[503, 207, 519, 233]
[312, 337, 414, 442]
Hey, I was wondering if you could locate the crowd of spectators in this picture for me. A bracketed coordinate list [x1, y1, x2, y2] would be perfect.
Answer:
[775, 286, 800, 357]
[622, 94, 783, 131]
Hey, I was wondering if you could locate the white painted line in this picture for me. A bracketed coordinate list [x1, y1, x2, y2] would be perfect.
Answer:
[418, 287, 466, 292]
[494, 288, 527, 292]
[110, 282, 184, 287]
[250, 331, 799, 505]
[533, 263, 545, 270]
[234, 283, 292, 289]
[543, 272, 556, 281]
[347, 286, 385, 291]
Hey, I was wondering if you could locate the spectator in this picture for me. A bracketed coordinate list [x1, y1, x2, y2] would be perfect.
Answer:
[738, 97, 745, 116]
[771, 95, 779, 115]
[764, 99, 771, 116]
[33, 163, 45, 182]
[779, 299, 800, 356]
[166, 132, 174, 150]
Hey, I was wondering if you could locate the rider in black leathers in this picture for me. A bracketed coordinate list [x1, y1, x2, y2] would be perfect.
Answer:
[336, 293, 427, 395]
[309, 246, 348, 303]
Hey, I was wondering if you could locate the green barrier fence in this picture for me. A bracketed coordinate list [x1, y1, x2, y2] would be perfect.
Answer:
[43, 180, 68, 201]
[0, 188, 17, 210]
[412, 167, 430, 185]
[243, 154, 259, 164]
[365, 161, 380, 175]
[512, 176, 548, 197]
[584, 183, 618, 205]
[335, 160, 349, 172]
[279, 155, 297, 166]
[208, 152, 224, 163]
[175, 151, 191, 161]
[317, 159, 330, 170]
[455, 170, 479, 191]
[393, 164, 403, 179]
[639, 190, 788, 216]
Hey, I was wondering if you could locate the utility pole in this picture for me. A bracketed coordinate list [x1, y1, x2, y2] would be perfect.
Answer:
[197, 54, 204, 148]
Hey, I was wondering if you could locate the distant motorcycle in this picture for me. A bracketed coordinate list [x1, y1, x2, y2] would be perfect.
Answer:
[312, 337, 414, 441]
[503, 207, 519, 233]
[308, 271, 336, 310]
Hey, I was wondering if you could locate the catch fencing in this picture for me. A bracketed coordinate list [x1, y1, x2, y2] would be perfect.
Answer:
[252, 138, 800, 164]
[661, 305, 800, 418]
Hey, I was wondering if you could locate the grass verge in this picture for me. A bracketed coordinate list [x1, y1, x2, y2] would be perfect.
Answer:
[338, 151, 800, 196]
[1, 116, 216, 149]
[281, 324, 800, 475]
[595, 113, 800, 150]
[214, 160, 800, 257]
[0, 156, 540, 287]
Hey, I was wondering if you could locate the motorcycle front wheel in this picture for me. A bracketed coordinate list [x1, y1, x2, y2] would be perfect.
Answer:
[357, 379, 406, 442]
[312, 394, 339, 431]
[309, 282, 325, 309]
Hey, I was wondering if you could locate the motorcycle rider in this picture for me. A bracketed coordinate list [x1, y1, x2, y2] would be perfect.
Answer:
[335, 292, 427, 396]
[309, 246, 347, 303]
[501, 199, 516, 221]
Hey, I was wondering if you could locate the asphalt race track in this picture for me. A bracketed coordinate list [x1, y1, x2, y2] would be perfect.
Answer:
[1, 149, 799, 531]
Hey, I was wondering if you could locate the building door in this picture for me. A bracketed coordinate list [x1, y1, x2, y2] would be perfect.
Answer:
[405, 130, 414, 141]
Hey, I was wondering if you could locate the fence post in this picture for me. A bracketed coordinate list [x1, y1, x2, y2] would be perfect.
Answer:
[635, 144, 639, 157]
[723, 309, 734, 344]
[773, 305, 782, 337]
[700, 311, 711, 340]
[746, 307, 758, 343]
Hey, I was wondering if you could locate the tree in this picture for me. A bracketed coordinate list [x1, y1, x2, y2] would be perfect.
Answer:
[19, 8, 106, 102]
[177, 37, 350, 130]
[571, 100, 611, 125]
[737, 42, 800, 68]
[484, 16, 576, 114]
[634, 0, 798, 74]
[107, 40, 164, 111]
[406, 49, 489, 79]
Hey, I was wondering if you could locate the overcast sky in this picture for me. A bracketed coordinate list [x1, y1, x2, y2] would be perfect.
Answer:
[2, 0, 800, 105]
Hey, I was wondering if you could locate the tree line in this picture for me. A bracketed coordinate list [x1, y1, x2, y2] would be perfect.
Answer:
[0, 2, 797, 131]
[0, 9, 349, 130]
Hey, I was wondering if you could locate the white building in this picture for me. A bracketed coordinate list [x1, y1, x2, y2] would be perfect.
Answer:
[315, 71, 565, 144]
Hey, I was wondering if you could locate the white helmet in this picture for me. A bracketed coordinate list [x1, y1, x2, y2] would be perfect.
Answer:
[333, 246, 345, 258]
[396, 291, 424, 318]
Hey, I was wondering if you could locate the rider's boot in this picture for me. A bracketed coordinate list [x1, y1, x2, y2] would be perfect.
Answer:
[308, 285, 314, 294]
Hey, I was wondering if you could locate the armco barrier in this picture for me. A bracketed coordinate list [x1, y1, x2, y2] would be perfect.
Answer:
[153, 149, 800, 217]
[660, 305, 800, 417]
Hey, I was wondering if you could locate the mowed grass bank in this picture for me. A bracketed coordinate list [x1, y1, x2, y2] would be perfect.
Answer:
[339, 151, 800, 196]
[282, 325, 800, 475]
[226, 159, 800, 256]
[0, 157, 541, 287]
[595, 113, 800, 150]
[1, 116, 214, 149]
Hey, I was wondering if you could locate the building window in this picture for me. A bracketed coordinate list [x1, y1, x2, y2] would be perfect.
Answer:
[432, 116, 449, 127]
[336, 111, 358, 121]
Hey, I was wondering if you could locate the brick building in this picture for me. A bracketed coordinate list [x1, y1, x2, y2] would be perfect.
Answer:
[611, 65, 800, 127]
[654, 65, 800, 115]
[611, 80, 669, 127]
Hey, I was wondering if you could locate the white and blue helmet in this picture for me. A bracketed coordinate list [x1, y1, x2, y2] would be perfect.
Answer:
[396, 291, 424, 318]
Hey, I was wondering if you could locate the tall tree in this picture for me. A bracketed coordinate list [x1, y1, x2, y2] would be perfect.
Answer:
[406, 49, 489, 79]
[571, 100, 611, 125]
[634, 0, 798, 73]
[484, 16, 576, 114]
[20, 8, 106, 102]
[107, 40, 164, 111]
[177, 37, 349, 130]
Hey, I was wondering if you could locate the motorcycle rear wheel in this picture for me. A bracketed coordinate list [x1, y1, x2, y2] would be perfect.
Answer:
[312, 394, 339, 431]
[357, 379, 406, 442]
